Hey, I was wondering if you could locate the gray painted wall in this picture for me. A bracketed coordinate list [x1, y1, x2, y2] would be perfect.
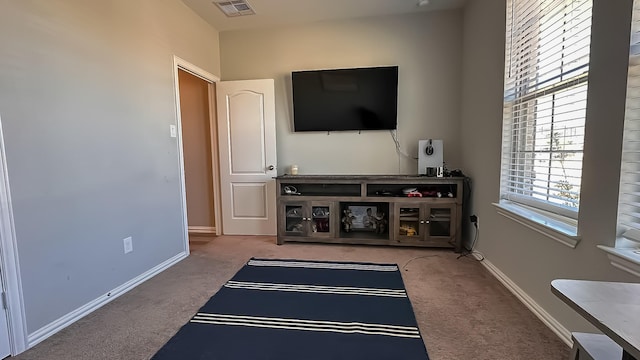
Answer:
[460, 0, 639, 334]
[219, 10, 464, 175]
[220, 0, 640, 337]
[0, 0, 220, 334]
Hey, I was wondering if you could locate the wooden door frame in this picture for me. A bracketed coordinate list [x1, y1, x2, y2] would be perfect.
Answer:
[0, 115, 28, 355]
[172, 56, 222, 247]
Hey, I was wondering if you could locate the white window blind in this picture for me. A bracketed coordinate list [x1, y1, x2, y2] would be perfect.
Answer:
[500, 0, 593, 219]
[617, 1, 640, 245]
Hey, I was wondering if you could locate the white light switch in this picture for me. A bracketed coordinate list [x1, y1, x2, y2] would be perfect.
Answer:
[123, 237, 133, 254]
[170, 124, 177, 138]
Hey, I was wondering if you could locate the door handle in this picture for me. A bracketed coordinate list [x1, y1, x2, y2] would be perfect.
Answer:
[268, 165, 275, 171]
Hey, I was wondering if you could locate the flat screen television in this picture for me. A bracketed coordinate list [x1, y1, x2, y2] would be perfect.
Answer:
[291, 66, 398, 132]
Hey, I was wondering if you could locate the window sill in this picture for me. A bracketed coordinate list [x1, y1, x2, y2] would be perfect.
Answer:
[493, 201, 581, 248]
[596, 245, 640, 278]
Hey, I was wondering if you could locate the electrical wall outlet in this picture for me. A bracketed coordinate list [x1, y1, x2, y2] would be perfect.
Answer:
[123, 236, 133, 254]
[470, 215, 479, 229]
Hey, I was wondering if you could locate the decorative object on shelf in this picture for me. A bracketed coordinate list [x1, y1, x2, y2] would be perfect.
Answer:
[312, 219, 329, 232]
[348, 206, 377, 230]
[283, 185, 300, 195]
[312, 208, 328, 217]
[373, 211, 387, 234]
[341, 209, 355, 232]
[399, 224, 417, 236]
[286, 222, 303, 232]
[402, 187, 418, 194]
[286, 207, 301, 217]
[420, 189, 438, 197]
[290, 165, 298, 175]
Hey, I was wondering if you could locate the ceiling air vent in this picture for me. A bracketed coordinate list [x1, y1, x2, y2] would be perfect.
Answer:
[213, 0, 256, 17]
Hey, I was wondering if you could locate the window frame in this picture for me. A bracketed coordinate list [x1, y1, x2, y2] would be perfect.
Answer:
[598, 0, 640, 278]
[499, 0, 593, 225]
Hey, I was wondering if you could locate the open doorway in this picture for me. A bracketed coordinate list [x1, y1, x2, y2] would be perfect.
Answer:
[178, 69, 217, 237]
[172, 57, 221, 246]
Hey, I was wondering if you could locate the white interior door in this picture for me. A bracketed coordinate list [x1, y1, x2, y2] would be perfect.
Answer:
[216, 79, 277, 235]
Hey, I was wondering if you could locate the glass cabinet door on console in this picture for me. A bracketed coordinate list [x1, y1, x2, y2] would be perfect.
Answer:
[283, 202, 334, 238]
[284, 204, 305, 236]
[397, 206, 421, 240]
[310, 203, 332, 237]
[394, 203, 456, 247]
[427, 206, 454, 238]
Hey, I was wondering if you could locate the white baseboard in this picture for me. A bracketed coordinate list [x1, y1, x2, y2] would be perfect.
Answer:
[27, 251, 188, 348]
[188, 226, 216, 234]
[480, 259, 573, 347]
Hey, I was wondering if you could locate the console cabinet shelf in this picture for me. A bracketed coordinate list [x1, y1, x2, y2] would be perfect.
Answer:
[276, 175, 464, 251]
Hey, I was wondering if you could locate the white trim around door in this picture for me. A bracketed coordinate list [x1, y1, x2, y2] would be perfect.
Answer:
[0, 115, 28, 355]
[172, 56, 222, 247]
[188, 226, 216, 234]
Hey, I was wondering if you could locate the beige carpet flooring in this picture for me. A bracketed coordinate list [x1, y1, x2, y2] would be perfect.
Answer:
[12, 235, 570, 359]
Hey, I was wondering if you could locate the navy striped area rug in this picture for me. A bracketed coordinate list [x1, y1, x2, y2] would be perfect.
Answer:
[152, 258, 430, 360]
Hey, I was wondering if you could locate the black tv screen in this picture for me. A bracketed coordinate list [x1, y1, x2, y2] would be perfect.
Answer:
[292, 66, 398, 132]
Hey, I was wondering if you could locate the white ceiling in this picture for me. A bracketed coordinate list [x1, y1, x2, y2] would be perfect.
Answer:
[180, 0, 467, 32]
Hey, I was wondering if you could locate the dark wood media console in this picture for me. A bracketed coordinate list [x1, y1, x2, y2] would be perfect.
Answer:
[276, 175, 464, 251]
